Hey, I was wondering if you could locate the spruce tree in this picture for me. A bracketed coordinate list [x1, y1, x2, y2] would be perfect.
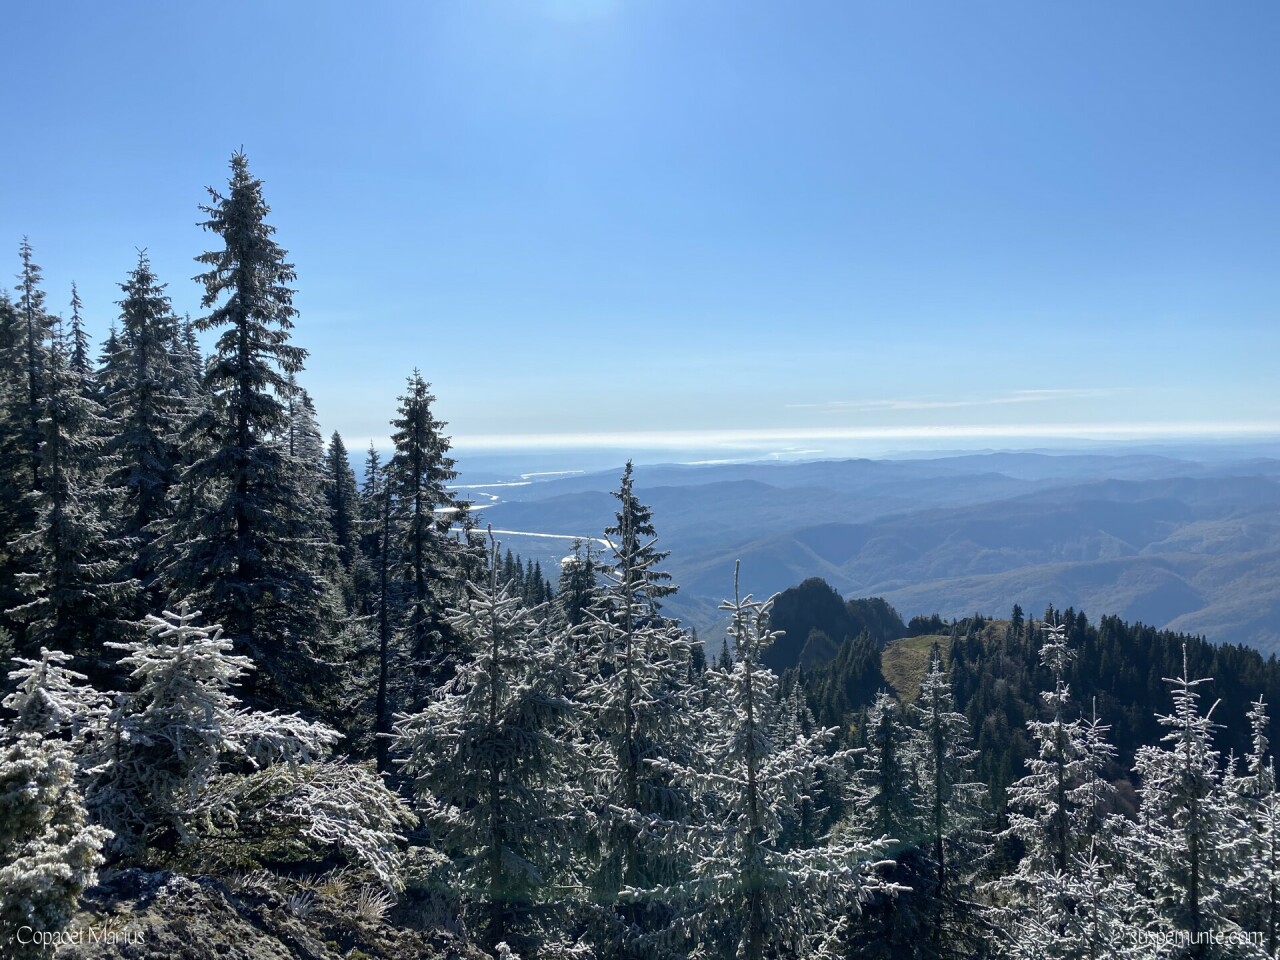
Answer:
[162, 151, 332, 710]
[3, 647, 108, 739]
[1002, 624, 1085, 877]
[361, 444, 398, 772]
[636, 568, 893, 960]
[604, 461, 673, 605]
[1229, 698, 1280, 954]
[912, 654, 990, 959]
[578, 470, 696, 955]
[0, 295, 36, 637]
[14, 239, 53, 489]
[0, 732, 110, 957]
[66, 283, 93, 381]
[11, 322, 133, 665]
[88, 603, 340, 852]
[178, 314, 204, 392]
[1129, 645, 1246, 958]
[845, 691, 931, 958]
[324, 431, 360, 572]
[994, 626, 1129, 959]
[393, 546, 583, 956]
[387, 369, 463, 688]
[556, 539, 600, 630]
[102, 251, 187, 600]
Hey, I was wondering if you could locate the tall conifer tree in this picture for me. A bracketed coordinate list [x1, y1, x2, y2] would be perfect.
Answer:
[162, 152, 331, 710]
[11, 323, 132, 663]
[360, 444, 398, 772]
[388, 369, 463, 687]
[14, 239, 53, 489]
[1129, 646, 1247, 957]
[0, 294, 36, 636]
[393, 545, 583, 956]
[638, 568, 893, 960]
[912, 654, 991, 958]
[66, 284, 93, 381]
[324, 432, 360, 572]
[579, 467, 696, 955]
[102, 252, 187, 600]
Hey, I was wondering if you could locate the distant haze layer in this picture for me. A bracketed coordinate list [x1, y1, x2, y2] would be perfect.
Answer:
[457, 445, 1280, 654]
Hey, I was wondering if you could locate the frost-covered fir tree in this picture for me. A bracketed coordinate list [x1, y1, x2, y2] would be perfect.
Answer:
[1069, 698, 1120, 860]
[636, 568, 895, 960]
[0, 293, 37, 636]
[1001, 624, 1087, 877]
[393, 546, 583, 956]
[556, 539, 601, 630]
[0, 731, 110, 957]
[162, 152, 334, 710]
[604, 461, 673, 605]
[1245, 774, 1280, 957]
[66, 283, 93, 381]
[1004, 853, 1144, 960]
[844, 691, 933, 959]
[88, 603, 340, 852]
[1224, 697, 1280, 955]
[911, 654, 990, 959]
[102, 251, 188, 601]
[994, 624, 1125, 959]
[361, 444, 400, 773]
[578, 468, 696, 956]
[1129, 644, 1247, 957]
[388, 369, 465, 689]
[3, 647, 107, 739]
[324, 431, 361, 574]
[12, 239, 54, 488]
[1, 640, 111, 955]
[11, 321, 133, 663]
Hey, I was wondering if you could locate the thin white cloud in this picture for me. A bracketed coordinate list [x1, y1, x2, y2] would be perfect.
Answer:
[788, 387, 1120, 412]
[451, 421, 1280, 451]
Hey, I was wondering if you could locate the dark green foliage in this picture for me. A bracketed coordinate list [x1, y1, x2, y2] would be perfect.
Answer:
[806, 631, 887, 728]
[946, 606, 1280, 811]
[161, 152, 334, 711]
[496, 549, 555, 609]
[10, 323, 134, 665]
[324, 431, 360, 572]
[908, 613, 948, 636]
[0, 295, 37, 637]
[102, 252, 187, 600]
[393, 552, 582, 957]
[388, 369, 464, 686]
[14, 239, 53, 489]
[604, 460, 674, 607]
[764, 577, 904, 674]
[66, 284, 93, 380]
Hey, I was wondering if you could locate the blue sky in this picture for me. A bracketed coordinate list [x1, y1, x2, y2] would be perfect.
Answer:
[4, 1, 1279, 457]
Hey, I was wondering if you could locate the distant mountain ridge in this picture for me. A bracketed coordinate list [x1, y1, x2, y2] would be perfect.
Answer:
[473, 450, 1280, 652]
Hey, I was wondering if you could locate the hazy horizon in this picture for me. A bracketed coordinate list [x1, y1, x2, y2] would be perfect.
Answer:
[7, 1, 1278, 459]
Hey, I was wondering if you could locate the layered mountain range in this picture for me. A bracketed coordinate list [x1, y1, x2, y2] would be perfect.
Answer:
[469, 448, 1280, 652]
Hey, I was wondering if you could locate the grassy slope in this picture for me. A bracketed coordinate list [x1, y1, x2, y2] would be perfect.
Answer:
[880, 634, 952, 703]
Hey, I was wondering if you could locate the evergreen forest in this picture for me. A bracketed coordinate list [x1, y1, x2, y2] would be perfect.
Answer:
[5, 153, 1280, 960]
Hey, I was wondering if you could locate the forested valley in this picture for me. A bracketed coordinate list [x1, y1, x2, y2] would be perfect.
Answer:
[5, 154, 1280, 959]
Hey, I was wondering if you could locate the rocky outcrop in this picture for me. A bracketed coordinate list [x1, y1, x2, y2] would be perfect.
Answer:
[52, 870, 486, 960]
